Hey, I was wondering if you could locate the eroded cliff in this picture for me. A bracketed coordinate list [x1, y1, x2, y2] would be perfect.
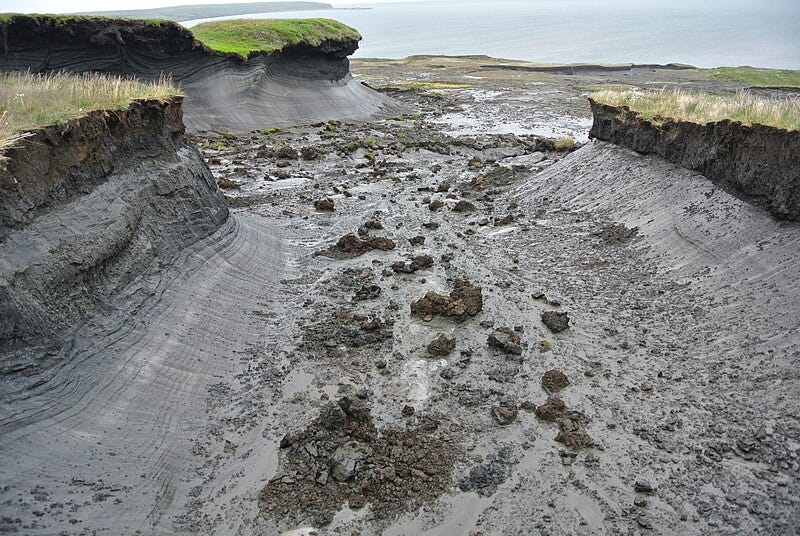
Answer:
[0, 97, 228, 365]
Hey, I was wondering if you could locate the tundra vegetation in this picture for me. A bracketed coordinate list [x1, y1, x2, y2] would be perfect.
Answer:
[591, 88, 800, 131]
[707, 66, 800, 88]
[0, 71, 179, 156]
[190, 18, 361, 58]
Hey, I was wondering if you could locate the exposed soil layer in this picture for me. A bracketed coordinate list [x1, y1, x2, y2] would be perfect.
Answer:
[0, 97, 228, 361]
[0, 16, 400, 132]
[589, 99, 800, 219]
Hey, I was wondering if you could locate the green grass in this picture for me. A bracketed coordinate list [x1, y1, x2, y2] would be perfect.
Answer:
[0, 12, 173, 27]
[260, 127, 282, 135]
[591, 88, 800, 131]
[190, 18, 360, 58]
[707, 67, 800, 88]
[0, 71, 179, 157]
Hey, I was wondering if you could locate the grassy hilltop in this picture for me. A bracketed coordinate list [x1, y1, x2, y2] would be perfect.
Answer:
[191, 18, 361, 58]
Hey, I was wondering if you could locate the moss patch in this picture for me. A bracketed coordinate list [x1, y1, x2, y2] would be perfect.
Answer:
[190, 18, 360, 58]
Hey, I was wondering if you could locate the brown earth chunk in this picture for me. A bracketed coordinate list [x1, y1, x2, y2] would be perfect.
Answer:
[541, 369, 570, 392]
[427, 334, 456, 356]
[541, 311, 570, 333]
[410, 280, 483, 321]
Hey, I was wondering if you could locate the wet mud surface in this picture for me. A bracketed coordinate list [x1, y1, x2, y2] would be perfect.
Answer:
[1, 61, 799, 535]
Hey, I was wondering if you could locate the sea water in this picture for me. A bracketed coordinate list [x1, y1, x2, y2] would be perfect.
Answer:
[184, 0, 800, 69]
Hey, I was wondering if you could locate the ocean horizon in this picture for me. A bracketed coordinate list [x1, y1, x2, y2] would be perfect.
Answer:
[183, 0, 800, 69]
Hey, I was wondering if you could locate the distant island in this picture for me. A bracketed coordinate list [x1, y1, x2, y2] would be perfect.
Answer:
[74, 2, 331, 22]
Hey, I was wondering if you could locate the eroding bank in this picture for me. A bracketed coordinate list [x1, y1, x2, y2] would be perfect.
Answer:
[588, 92, 800, 220]
[0, 15, 400, 132]
[0, 92, 228, 362]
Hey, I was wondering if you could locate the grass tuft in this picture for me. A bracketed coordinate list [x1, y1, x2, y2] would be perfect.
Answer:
[707, 67, 800, 88]
[190, 18, 361, 58]
[0, 71, 179, 158]
[591, 88, 800, 131]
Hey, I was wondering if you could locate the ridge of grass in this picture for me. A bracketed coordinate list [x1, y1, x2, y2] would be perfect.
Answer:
[0, 71, 180, 158]
[0, 12, 173, 27]
[190, 18, 361, 58]
[707, 66, 800, 88]
[590, 88, 800, 131]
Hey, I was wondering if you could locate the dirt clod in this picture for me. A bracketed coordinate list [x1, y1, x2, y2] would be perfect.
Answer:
[541, 310, 570, 333]
[325, 233, 396, 258]
[487, 327, 523, 355]
[314, 198, 335, 211]
[452, 200, 476, 213]
[410, 280, 483, 321]
[427, 334, 456, 356]
[541, 369, 570, 392]
[492, 404, 518, 425]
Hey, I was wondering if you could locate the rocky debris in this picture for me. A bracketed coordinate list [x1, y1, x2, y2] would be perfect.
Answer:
[491, 404, 518, 425]
[300, 145, 321, 160]
[260, 397, 459, 525]
[217, 177, 240, 189]
[534, 398, 594, 450]
[353, 285, 382, 301]
[276, 145, 299, 159]
[494, 214, 514, 226]
[541, 311, 570, 333]
[314, 197, 335, 212]
[401, 405, 416, 417]
[409, 235, 425, 246]
[410, 280, 483, 321]
[459, 447, 516, 496]
[324, 233, 396, 258]
[634, 481, 656, 494]
[426, 334, 456, 356]
[452, 200, 476, 213]
[428, 199, 444, 211]
[363, 219, 383, 230]
[487, 327, 523, 356]
[436, 181, 450, 192]
[541, 369, 570, 393]
[302, 311, 394, 352]
[534, 397, 566, 422]
[391, 254, 434, 274]
[594, 223, 638, 244]
[555, 415, 594, 450]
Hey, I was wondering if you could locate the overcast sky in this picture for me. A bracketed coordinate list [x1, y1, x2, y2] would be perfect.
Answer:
[0, 0, 412, 14]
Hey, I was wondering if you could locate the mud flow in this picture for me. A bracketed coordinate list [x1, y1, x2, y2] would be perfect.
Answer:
[1, 67, 799, 536]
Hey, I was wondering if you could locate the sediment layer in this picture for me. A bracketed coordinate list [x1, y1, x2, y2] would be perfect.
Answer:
[588, 98, 800, 219]
[0, 16, 399, 132]
[0, 97, 228, 358]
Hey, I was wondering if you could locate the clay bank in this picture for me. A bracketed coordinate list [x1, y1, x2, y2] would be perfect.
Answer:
[589, 89, 800, 220]
[0, 14, 400, 132]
